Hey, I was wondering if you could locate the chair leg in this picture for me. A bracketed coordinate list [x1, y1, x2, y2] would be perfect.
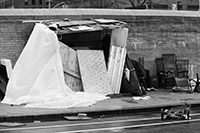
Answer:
[194, 73, 200, 93]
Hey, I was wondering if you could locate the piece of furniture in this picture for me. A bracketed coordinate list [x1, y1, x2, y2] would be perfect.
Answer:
[0, 64, 8, 95]
[0, 59, 12, 95]
[176, 59, 189, 78]
[156, 54, 190, 90]
[162, 54, 177, 89]
[155, 57, 165, 88]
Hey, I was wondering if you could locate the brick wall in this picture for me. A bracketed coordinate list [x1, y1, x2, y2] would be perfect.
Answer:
[126, 16, 200, 78]
[0, 21, 34, 66]
[0, 9, 200, 78]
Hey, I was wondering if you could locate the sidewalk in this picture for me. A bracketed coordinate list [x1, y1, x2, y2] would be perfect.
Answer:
[1, 89, 200, 123]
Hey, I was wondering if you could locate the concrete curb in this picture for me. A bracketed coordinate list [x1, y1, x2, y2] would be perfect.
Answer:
[1, 102, 200, 123]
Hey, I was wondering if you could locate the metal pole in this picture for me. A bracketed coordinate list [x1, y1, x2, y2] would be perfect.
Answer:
[11, 0, 14, 8]
[177, 1, 180, 10]
[199, 0, 200, 11]
[48, 0, 51, 9]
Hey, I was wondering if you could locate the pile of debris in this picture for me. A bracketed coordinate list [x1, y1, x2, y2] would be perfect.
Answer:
[48, 18, 129, 94]
[0, 18, 130, 108]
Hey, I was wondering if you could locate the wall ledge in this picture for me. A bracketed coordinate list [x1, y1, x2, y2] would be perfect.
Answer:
[0, 9, 200, 18]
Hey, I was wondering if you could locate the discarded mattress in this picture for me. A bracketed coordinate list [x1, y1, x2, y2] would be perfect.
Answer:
[1, 23, 108, 108]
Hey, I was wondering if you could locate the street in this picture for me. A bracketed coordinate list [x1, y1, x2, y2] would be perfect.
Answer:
[0, 2, 200, 133]
[1, 107, 200, 133]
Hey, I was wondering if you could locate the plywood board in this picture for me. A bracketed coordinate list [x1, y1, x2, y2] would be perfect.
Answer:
[110, 28, 128, 47]
[77, 50, 112, 94]
[110, 47, 121, 93]
[63, 73, 83, 92]
[59, 41, 80, 78]
[115, 48, 127, 93]
[59, 42, 83, 92]
[109, 47, 126, 94]
[107, 45, 116, 85]
[107, 28, 128, 94]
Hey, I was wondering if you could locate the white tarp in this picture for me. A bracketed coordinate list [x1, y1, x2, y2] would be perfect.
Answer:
[1, 23, 108, 108]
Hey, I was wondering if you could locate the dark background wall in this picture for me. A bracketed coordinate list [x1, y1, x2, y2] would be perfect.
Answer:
[0, 9, 200, 79]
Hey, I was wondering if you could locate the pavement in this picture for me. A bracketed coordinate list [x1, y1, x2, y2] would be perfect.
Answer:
[1, 89, 200, 123]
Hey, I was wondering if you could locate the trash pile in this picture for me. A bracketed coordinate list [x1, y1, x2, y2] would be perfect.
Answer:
[1, 18, 131, 108]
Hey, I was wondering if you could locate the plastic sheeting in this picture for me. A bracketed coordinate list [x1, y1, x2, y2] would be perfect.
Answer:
[1, 23, 108, 108]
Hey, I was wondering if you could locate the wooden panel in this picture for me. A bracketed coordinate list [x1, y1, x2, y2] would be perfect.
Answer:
[115, 48, 127, 93]
[107, 27, 128, 94]
[63, 73, 83, 92]
[59, 41, 79, 77]
[110, 28, 128, 47]
[77, 50, 112, 94]
[110, 46, 121, 93]
[108, 46, 127, 94]
[59, 42, 83, 92]
[107, 45, 116, 85]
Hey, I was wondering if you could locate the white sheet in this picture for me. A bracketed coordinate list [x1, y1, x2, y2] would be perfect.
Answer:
[1, 23, 108, 108]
